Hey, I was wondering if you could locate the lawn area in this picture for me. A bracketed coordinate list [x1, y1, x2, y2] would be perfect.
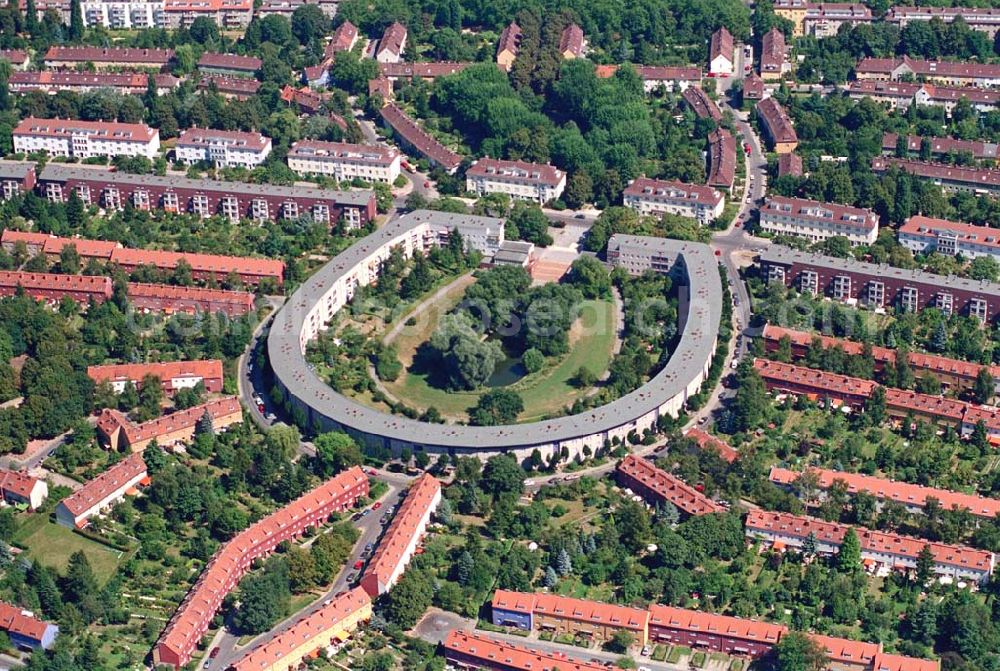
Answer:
[555, 576, 615, 602]
[382, 298, 617, 421]
[14, 515, 123, 583]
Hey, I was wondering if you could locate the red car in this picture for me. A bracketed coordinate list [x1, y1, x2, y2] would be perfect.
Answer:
[353, 560, 364, 570]
[423, 181, 430, 188]
[373, 502, 381, 509]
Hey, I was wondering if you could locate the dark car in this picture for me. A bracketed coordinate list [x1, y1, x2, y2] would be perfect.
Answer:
[209, 649, 221, 659]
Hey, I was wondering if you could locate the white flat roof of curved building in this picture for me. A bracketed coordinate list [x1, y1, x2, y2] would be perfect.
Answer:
[268, 211, 722, 449]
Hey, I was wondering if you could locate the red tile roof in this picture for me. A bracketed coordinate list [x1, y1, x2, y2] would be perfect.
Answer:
[762, 195, 878, 233]
[58, 452, 147, 518]
[379, 102, 462, 171]
[1, 230, 121, 259]
[756, 98, 798, 144]
[684, 428, 738, 463]
[710, 27, 734, 64]
[497, 22, 522, 57]
[617, 454, 725, 515]
[156, 467, 369, 668]
[361, 474, 440, 594]
[197, 52, 261, 72]
[467, 158, 565, 187]
[743, 73, 765, 99]
[0, 50, 27, 65]
[753, 358, 878, 398]
[873, 156, 1000, 187]
[0, 470, 42, 501]
[560, 23, 585, 56]
[111, 247, 283, 282]
[198, 75, 261, 97]
[328, 21, 359, 55]
[902, 214, 1000, 253]
[635, 65, 701, 82]
[229, 587, 371, 671]
[44, 46, 174, 65]
[176, 128, 270, 152]
[874, 652, 940, 671]
[857, 56, 1000, 81]
[882, 133, 997, 160]
[707, 128, 737, 189]
[761, 28, 786, 75]
[87, 359, 223, 388]
[885, 388, 968, 422]
[0, 602, 53, 643]
[624, 177, 724, 207]
[649, 605, 786, 644]
[126, 282, 255, 314]
[443, 630, 624, 671]
[809, 634, 880, 666]
[769, 465, 1000, 519]
[0, 270, 113, 296]
[379, 22, 407, 58]
[9, 71, 179, 93]
[682, 86, 723, 121]
[777, 152, 803, 177]
[122, 396, 241, 445]
[746, 509, 994, 573]
[379, 61, 474, 79]
[491, 590, 538, 615]
[533, 593, 650, 631]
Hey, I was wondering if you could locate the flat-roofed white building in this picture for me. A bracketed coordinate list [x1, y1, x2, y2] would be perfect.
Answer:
[759, 195, 878, 246]
[13, 118, 160, 160]
[466, 158, 566, 204]
[623, 177, 725, 224]
[175, 128, 271, 169]
[287, 140, 401, 183]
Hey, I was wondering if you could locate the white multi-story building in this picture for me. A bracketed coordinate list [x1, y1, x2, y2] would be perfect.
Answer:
[900, 215, 1000, 262]
[623, 177, 725, 224]
[13, 118, 160, 160]
[161, 0, 252, 29]
[287, 140, 401, 184]
[80, 0, 162, 28]
[175, 128, 271, 169]
[759, 195, 878, 246]
[465, 158, 566, 204]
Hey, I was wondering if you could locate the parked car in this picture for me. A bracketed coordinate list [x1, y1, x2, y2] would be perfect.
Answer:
[373, 502, 381, 510]
[353, 560, 364, 570]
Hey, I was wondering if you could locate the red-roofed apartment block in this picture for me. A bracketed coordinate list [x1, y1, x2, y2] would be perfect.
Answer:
[13, 117, 160, 160]
[228, 587, 371, 671]
[745, 509, 995, 583]
[490, 590, 650, 647]
[616, 454, 725, 516]
[0, 270, 113, 305]
[753, 358, 876, 407]
[0, 470, 47, 510]
[153, 467, 369, 669]
[55, 453, 148, 528]
[648, 604, 786, 657]
[126, 282, 255, 317]
[96, 396, 243, 453]
[442, 630, 625, 671]
[87, 359, 223, 396]
[360, 473, 441, 596]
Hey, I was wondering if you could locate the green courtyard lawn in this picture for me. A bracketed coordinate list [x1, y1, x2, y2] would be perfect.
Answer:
[382, 298, 618, 422]
[14, 514, 124, 583]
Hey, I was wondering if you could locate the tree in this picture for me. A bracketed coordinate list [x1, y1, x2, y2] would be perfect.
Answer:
[567, 256, 611, 299]
[573, 366, 597, 388]
[383, 568, 433, 628]
[838, 528, 862, 573]
[59, 243, 80, 275]
[802, 531, 818, 557]
[233, 560, 291, 634]
[470, 389, 524, 425]
[969, 256, 1000, 281]
[69, 0, 83, 39]
[136, 374, 164, 422]
[555, 548, 572, 575]
[930, 321, 948, 352]
[522, 348, 544, 374]
[291, 3, 326, 45]
[543, 565, 559, 588]
[974, 367, 994, 405]
[312, 431, 363, 476]
[481, 454, 526, 498]
[769, 631, 828, 671]
[916, 543, 935, 586]
[607, 630, 634, 653]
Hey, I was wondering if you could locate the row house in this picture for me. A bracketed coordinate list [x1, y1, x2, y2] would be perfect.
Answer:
[197, 74, 260, 100]
[0, 470, 48, 510]
[228, 588, 371, 671]
[161, 0, 252, 29]
[496, 22, 521, 71]
[87, 359, 224, 395]
[288, 140, 401, 184]
[96, 396, 243, 452]
[0, 50, 29, 70]
[682, 86, 723, 121]
[13, 118, 159, 160]
[595, 64, 701, 93]
[0, 270, 112, 305]
[379, 61, 474, 81]
[256, 0, 339, 19]
[623, 178, 725, 224]
[54, 453, 148, 528]
[752, 358, 877, 408]
[707, 128, 737, 190]
[773, 0, 873, 37]
[465, 158, 566, 204]
[0, 161, 36, 200]
[873, 156, 1000, 196]
[153, 468, 370, 669]
[758, 195, 878, 246]
[126, 283, 254, 317]
[757, 245, 1000, 323]
[756, 97, 798, 153]
[379, 101, 462, 173]
[442, 631, 623, 671]
[616, 454, 726, 516]
[769, 465, 1000, 520]
[175, 128, 271, 169]
[856, 56, 1000, 88]
[648, 605, 785, 658]
[761, 323, 1000, 397]
[846, 80, 1000, 114]
[882, 132, 998, 162]
[760, 28, 790, 81]
[43, 45, 174, 69]
[885, 6, 1000, 38]
[360, 474, 441, 596]
[900, 214, 1000, 264]
[376, 22, 407, 63]
[196, 52, 260, 78]
[709, 27, 734, 75]
[745, 509, 995, 583]
[777, 152, 804, 177]
[560, 23, 585, 59]
[0, 603, 58, 651]
[36, 164, 376, 227]
[684, 428, 739, 463]
[0, 230, 284, 287]
[8, 71, 179, 96]
[490, 591, 650, 647]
